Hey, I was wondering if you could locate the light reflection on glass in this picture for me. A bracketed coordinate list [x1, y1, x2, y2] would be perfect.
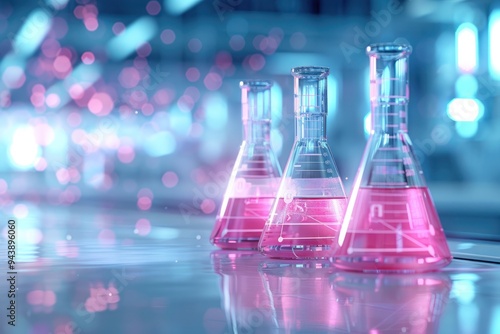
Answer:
[331, 272, 451, 333]
[211, 251, 278, 334]
[259, 260, 342, 333]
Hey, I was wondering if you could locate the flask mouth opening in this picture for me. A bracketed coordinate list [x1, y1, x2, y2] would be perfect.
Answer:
[240, 80, 273, 90]
[366, 43, 412, 57]
[291, 66, 330, 78]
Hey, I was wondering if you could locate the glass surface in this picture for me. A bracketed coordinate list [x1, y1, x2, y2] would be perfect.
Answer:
[259, 66, 347, 260]
[210, 80, 282, 249]
[1, 203, 500, 333]
[334, 44, 452, 272]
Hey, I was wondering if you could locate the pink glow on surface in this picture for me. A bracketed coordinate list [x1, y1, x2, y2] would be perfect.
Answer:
[160, 29, 176, 44]
[135, 218, 151, 236]
[162, 171, 178, 188]
[137, 197, 152, 211]
[56, 240, 79, 258]
[186, 67, 200, 82]
[98, 229, 116, 246]
[81, 51, 95, 64]
[203, 72, 222, 91]
[88, 92, 114, 116]
[46, 93, 61, 108]
[85, 283, 120, 313]
[112, 22, 125, 35]
[119, 67, 141, 88]
[146, 1, 162, 15]
[117, 145, 135, 163]
[34, 123, 55, 146]
[27, 290, 56, 307]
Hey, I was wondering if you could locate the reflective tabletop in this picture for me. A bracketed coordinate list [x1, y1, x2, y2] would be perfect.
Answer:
[1, 202, 500, 334]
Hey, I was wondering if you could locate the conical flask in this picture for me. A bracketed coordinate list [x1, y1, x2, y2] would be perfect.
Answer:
[333, 43, 452, 272]
[259, 67, 347, 259]
[210, 80, 282, 250]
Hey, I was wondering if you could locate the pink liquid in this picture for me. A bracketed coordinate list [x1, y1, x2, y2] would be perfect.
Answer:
[334, 187, 452, 272]
[210, 197, 274, 250]
[259, 197, 347, 259]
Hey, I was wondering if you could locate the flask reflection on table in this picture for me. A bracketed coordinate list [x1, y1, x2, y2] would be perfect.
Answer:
[331, 271, 451, 333]
[211, 250, 278, 333]
[259, 259, 343, 333]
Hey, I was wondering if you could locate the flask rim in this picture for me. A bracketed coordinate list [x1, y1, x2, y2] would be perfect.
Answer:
[291, 66, 330, 78]
[240, 80, 273, 90]
[366, 43, 412, 56]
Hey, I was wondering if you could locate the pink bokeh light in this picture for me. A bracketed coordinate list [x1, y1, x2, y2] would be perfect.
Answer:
[81, 51, 95, 65]
[98, 229, 116, 246]
[119, 67, 141, 88]
[53, 55, 72, 73]
[203, 72, 222, 91]
[137, 197, 152, 211]
[135, 218, 151, 236]
[162, 171, 178, 188]
[88, 92, 114, 116]
[186, 67, 200, 82]
[146, 1, 162, 15]
[112, 22, 126, 35]
[117, 145, 135, 164]
[34, 123, 55, 146]
[160, 29, 176, 44]
[46, 93, 61, 108]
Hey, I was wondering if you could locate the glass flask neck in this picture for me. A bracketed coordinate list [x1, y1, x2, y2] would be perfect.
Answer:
[292, 66, 329, 140]
[368, 44, 412, 134]
[240, 80, 272, 144]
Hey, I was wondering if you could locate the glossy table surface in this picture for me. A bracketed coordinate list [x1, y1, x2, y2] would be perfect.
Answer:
[1, 203, 500, 334]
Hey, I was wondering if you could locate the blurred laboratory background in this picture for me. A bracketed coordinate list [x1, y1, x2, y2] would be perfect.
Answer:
[1, 0, 499, 240]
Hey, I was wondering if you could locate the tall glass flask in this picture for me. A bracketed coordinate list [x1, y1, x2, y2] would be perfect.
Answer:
[259, 67, 347, 259]
[210, 80, 282, 249]
[334, 44, 452, 272]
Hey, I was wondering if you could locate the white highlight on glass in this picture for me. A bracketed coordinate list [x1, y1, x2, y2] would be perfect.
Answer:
[456, 23, 478, 74]
[489, 9, 500, 80]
